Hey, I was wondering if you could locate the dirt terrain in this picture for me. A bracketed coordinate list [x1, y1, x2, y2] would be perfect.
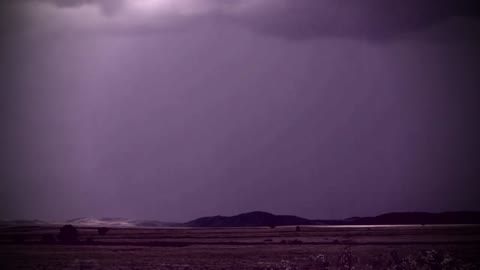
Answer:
[1, 225, 480, 269]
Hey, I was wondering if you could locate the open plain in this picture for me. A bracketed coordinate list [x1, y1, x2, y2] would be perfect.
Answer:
[1, 225, 480, 269]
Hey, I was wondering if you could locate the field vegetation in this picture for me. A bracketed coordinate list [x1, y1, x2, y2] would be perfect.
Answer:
[1, 225, 479, 269]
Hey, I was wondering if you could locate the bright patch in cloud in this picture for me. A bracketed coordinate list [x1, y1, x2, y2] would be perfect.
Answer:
[127, 0, 175, 13]
[125, 0, 224, 16]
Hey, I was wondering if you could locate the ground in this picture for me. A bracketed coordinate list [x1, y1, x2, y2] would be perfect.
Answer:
[1, 225, 480, 269]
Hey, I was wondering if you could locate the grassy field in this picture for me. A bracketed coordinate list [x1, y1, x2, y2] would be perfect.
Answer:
[1, 225, 480, 269]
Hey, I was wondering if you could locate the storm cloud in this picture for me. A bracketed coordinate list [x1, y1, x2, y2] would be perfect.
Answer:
[235, 0, 480, 40]
[1, 0, 479, 222]
[4, 0, 480, 41]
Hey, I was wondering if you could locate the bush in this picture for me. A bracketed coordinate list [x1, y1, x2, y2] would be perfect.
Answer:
[98, 227, 109, 235]
[310, 254, 330, 270]
[272, 249, 480, 270]
[41, 234, 56, 244]
[12, 235, 25, 244]
[289, 239, 303, 245]
[337, 248, 359, 270]
[58, 224, 79, 244]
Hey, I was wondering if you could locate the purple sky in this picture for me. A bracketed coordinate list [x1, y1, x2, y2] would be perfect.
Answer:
[1, 0, 479, 222]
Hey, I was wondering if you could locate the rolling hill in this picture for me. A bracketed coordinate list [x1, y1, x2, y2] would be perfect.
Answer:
[4, 211, 480, 228]
[185, 211, 480, 227]
[184, 211, 315, 227]
[349, 211, 480, 225]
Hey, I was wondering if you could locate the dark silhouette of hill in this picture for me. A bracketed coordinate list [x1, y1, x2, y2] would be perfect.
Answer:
[184, 211, 315, 227]
[185, 211, 480, 227]
[0, 219, 49, 227]
[3, 211, 480, 229]
[349, 211, 480, 225]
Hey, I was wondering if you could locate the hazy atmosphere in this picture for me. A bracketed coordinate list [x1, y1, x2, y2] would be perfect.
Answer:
[1, 0, 479, 222]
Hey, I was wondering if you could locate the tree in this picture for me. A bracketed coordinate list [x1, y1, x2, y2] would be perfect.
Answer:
[58, 225, 79, 244]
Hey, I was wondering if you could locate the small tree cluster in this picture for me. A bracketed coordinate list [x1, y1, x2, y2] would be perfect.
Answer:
[58, 224, 79, 244]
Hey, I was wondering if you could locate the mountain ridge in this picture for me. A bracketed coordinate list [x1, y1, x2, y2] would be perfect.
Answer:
[3, 211, 480, 228]
[184, 211, 480, 227]
[184, 211, 315, 227]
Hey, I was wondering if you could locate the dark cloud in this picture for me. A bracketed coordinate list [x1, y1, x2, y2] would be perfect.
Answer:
[46, 0, 123, 14]
[232, 0, 480, 41]
[2, 0, 479, 41]
[1, 1, 480, 221]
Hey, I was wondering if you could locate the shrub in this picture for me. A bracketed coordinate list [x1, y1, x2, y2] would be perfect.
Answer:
[310, 254, 330, 270]
[58, 224, 79, 244]
[98, 227, 109, 235]
[336, 248, 359, 270]
[41, 234, 56, 244]
[12, 235, 25, 244]
[289, 239, 303, 245]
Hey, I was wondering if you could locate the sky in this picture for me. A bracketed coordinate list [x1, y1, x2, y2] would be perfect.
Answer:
[1, 0, 479, 222]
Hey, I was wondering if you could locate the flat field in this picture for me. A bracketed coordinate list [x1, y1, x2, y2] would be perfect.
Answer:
[1, 225, 480, 269]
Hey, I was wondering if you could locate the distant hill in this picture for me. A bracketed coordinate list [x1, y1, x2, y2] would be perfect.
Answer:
[0, 219, 49, 227]
[349, 211, 480, 225]
[4, 211, 480, 228]
[185, 211, 480, 227]
[184, 211, 315, 227]
[66, 218, 178, 228]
